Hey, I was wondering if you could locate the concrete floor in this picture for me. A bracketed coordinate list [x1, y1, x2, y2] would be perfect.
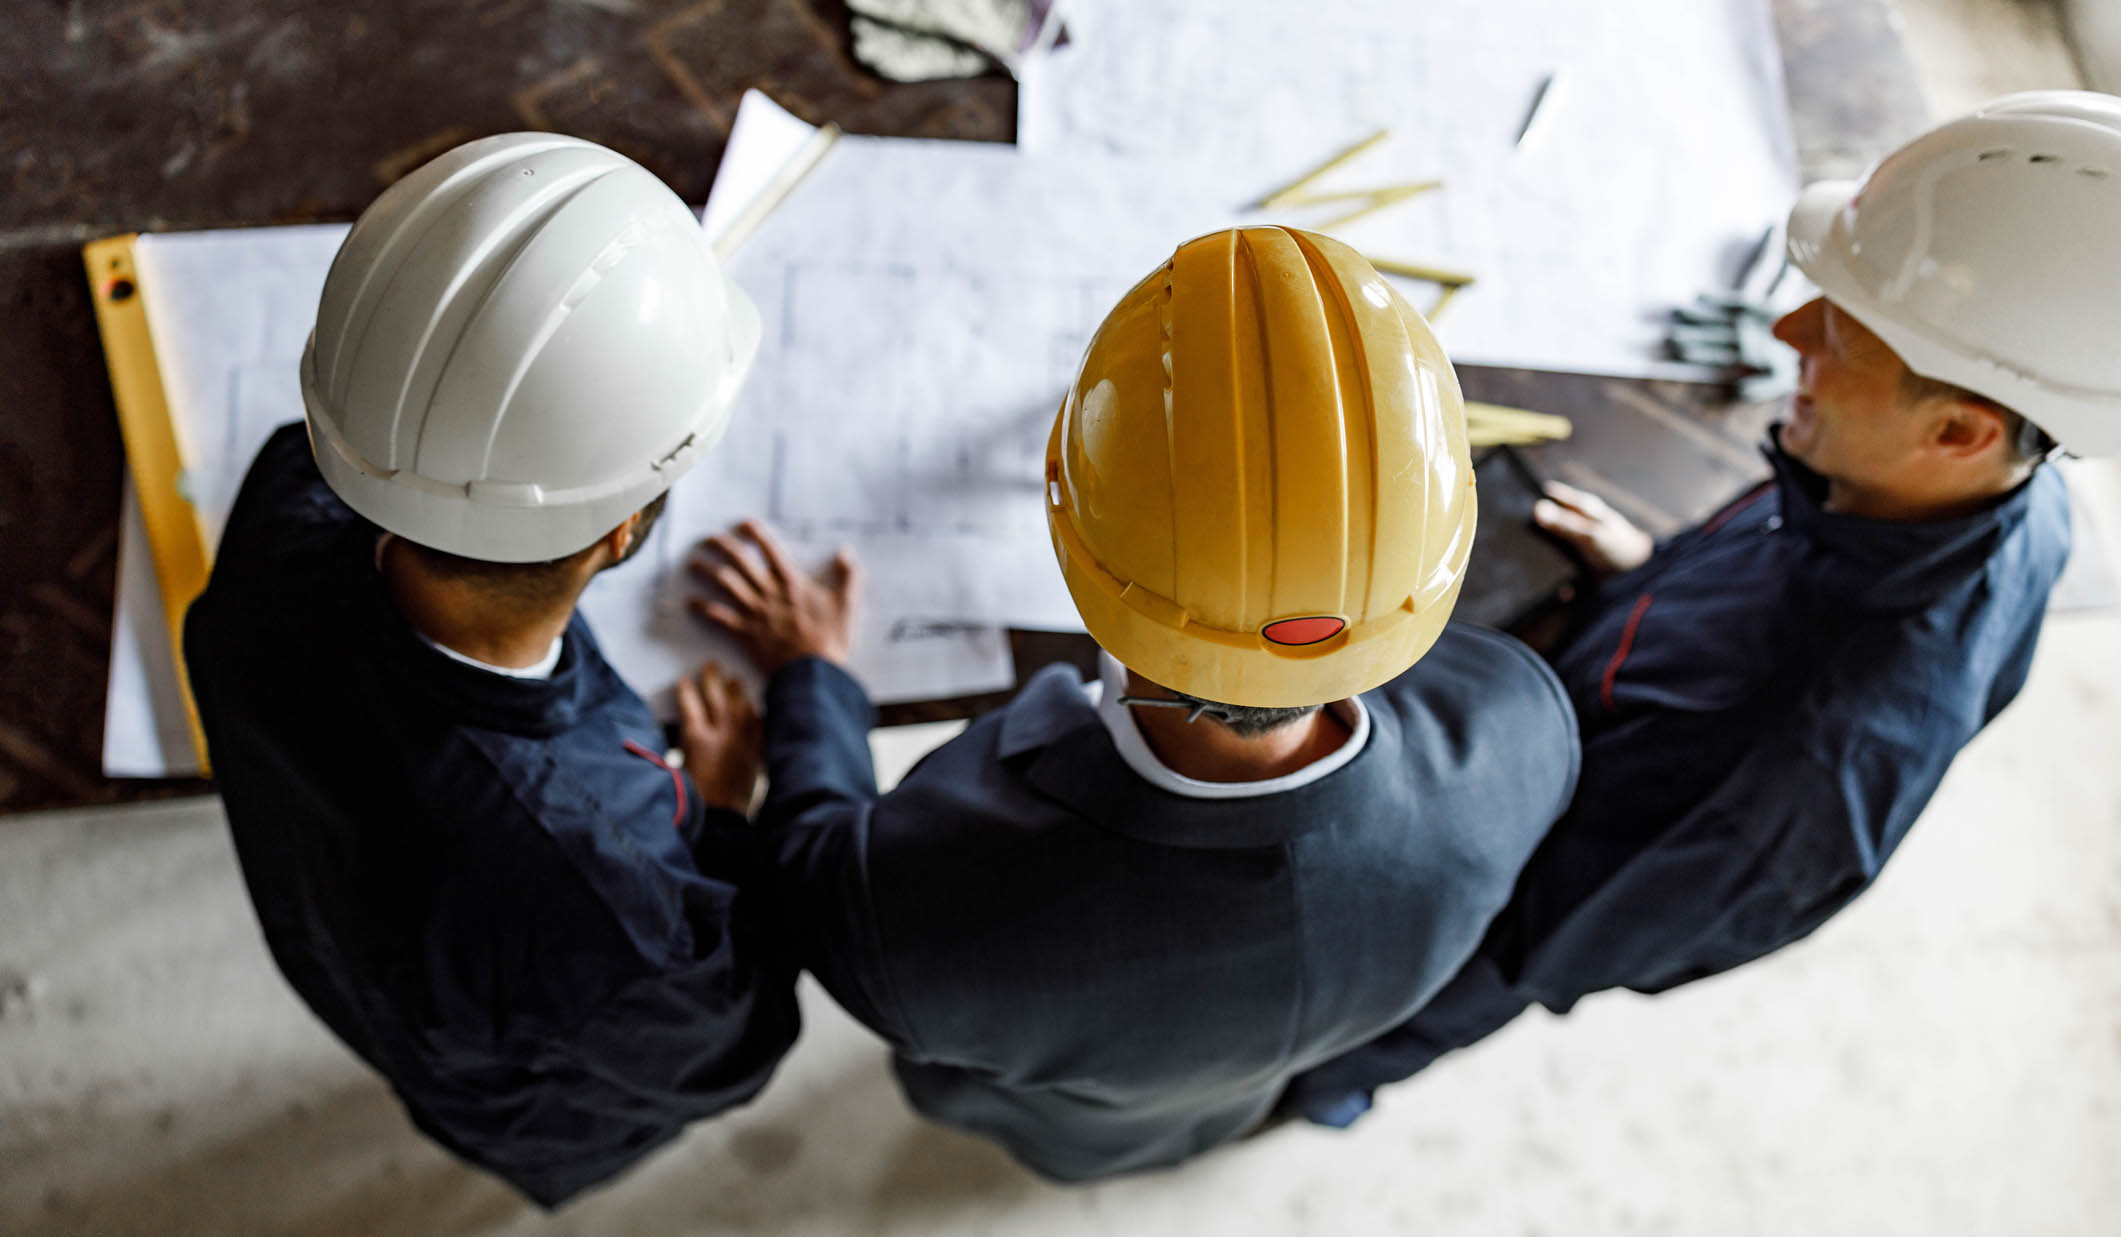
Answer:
[5, 605, 2117, 1237]
[6, 3, 2117, 1235]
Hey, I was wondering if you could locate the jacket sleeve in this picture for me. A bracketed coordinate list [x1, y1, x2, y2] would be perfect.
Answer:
[755, 657, 922, 1049]
[1509, 694, 1955, 1005]
[1279, 696, 1947, 1115]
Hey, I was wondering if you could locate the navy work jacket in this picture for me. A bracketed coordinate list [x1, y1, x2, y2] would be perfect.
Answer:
[761, 625, 1577, 1182]
[183, 425, 798, 1207]
[1286, 432, 2071, 1114]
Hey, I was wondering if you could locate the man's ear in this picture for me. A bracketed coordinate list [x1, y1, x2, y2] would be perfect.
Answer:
[598, 511, 642, 563]
[1928, 397, 2007, 460]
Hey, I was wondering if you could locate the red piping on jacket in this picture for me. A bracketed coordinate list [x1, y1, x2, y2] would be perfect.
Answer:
[1699, 481, 1774, 537]
[622, 739, 687, 830]
[1600, 593, 1655, 714]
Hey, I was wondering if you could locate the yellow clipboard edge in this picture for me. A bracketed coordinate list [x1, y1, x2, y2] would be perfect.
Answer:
[83, 234, 213, 775]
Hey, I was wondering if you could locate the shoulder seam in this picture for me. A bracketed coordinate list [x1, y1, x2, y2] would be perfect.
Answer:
[851, 798, 933, 1060]
[1444, 624, 1580, 808]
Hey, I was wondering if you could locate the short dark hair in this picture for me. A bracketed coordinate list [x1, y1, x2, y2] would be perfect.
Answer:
[1165, 692, 1322, 738]
[401, 539, 593, 607]
[1898, 370, 2056, 465]
[402, 491, 667, 607]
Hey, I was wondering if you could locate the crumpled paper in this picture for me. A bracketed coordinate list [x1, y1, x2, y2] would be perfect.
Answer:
[848, 0, 1062, 82]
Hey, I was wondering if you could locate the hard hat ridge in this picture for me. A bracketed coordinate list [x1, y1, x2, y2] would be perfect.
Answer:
[1047, 226, 1475, 708]
[303, 132, 761, 562]
[314, 134, 598, 409]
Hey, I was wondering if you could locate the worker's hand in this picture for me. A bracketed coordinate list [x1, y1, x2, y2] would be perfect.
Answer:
[1533, 481, 1655, 576]
[688, 520, 859, 674]
[674, 662, 762, 816]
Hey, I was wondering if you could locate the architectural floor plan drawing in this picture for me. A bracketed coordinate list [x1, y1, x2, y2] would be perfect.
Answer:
[685, 129, 1231, 638]
[762, 260, 1106, 540]
[1021, 0, 1799, 380]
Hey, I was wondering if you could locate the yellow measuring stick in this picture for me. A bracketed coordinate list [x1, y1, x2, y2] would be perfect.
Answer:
[1275, 180, 1442, 208]
[1362, 255, 1478, 288]
[1425, 281, 1464, 323]
[1293, 182, 1442, 231]
[83, 235, 213, 774]
[1466, 400, 1573, 447]
[1256, 135, 1480, 326]
[1257, 128, 1392, 210]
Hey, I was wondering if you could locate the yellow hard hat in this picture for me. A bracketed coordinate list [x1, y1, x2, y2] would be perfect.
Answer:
[1045, 226, 1475, 708]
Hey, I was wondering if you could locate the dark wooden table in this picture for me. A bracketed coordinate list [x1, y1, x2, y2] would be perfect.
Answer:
[0, 0, 1930, 814]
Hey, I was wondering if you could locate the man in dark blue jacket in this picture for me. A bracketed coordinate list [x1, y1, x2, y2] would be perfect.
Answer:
[1283, 93, 2116, 1126]
[184, 135, 794, 1205]
[691, 229, 1581, 1180]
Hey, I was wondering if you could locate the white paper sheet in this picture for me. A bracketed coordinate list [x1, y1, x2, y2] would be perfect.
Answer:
[1019, 0, 1800, 380]
[103, 481, 201, 777]
[699, 89, 828, 241]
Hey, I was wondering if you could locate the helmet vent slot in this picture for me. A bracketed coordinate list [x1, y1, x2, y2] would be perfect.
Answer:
[2078, 167, 2110, 180]
[2029, 153, 2061, 165]
[1978, 148, 2012, 161]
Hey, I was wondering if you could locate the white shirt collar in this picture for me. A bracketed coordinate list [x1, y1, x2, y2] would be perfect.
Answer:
[417, 629, 563, 680]
[1088, 652, 1369, 800]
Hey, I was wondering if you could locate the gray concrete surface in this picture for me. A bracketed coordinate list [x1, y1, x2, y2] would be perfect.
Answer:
[4, 607, 2117, 1236]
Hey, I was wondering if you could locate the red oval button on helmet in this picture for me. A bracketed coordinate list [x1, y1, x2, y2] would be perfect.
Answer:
[1261, 616, 1347, 646]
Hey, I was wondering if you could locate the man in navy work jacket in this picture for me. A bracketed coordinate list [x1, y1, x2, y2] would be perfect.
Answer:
[690, 228, 1579, 1180]
[184, 135, 794, 1206]
[1282, 92, 2121, 1126]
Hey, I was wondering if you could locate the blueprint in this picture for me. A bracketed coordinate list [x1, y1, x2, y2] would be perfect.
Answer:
[102, 0, 1804, 774]
[665, 119, 1235, 633]
[1019, 0, 1800, 380]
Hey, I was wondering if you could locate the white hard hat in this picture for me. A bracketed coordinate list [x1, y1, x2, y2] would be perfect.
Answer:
[1786, 90, 2121, 457]
[301, 133, 761, 561]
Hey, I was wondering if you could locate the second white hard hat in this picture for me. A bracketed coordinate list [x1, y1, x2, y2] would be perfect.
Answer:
[1787, 90, 2121, 457]
[302, 133, 761, 562]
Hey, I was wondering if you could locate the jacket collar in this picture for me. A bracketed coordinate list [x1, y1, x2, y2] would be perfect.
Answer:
[994, 663, 1386, 849]
[1766, 428, 2039, 613]
[996, 662, 1096, 760]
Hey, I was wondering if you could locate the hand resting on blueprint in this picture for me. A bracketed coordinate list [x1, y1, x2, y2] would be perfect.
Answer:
[689, 521, 862, 674]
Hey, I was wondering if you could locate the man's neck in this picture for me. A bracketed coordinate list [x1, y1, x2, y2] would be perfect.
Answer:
[1125, 671, 1352, 783]
[380, 543, 579, 670]
[1823, 469, 2026, 523]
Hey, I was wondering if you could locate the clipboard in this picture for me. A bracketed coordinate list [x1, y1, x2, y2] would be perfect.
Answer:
[83, 234, 214, 774]
[1455, 446, 1584, 633]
